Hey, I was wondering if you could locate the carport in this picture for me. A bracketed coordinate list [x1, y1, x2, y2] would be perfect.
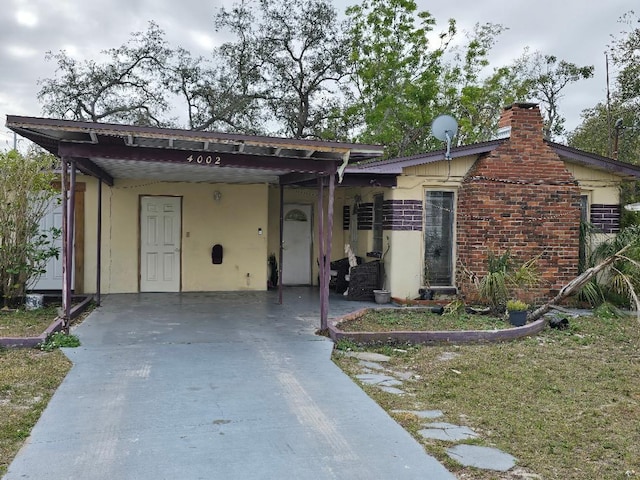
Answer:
[7, 116, 384, 330]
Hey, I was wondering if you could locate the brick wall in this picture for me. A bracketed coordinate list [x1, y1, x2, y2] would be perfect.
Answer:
[457, 103, 582, 303]
[357, 202, 373, 230]
[591, 204, 621, 234]
[383, 200, 423, 231]
[343, 205, 350, 230]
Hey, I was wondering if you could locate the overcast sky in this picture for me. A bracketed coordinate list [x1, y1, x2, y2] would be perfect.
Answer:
[0, 0, 634, 150]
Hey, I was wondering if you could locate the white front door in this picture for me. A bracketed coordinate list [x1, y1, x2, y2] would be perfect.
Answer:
[32, 196, 70, 290]
[282, 204, 312, 285]
[140, 196, 181, 292]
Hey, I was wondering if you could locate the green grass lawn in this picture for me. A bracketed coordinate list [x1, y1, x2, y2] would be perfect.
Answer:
[334, 310, 640, 479]
[0, 305, 60, 337]
[337, 307, 509, 332]
[0, 303, 85, 476]
[0, 348, 71, 476]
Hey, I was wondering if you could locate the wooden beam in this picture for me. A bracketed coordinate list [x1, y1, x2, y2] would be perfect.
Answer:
[57, 142, 338, 175]
[64, 155, 114, 186]
[279, 172, 325, 186]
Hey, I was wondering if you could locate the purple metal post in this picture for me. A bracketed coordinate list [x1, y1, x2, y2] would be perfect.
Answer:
[278, 184, 284, 305]
[317, 176, 326, 328]
[60, 159, 69, 330]
[322, 169, 336, 330]
[65, 160, 77, 332]
[96, 179, 102, 306]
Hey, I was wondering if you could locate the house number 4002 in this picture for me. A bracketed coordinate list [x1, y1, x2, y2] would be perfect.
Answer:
[187, 155, 221, 165]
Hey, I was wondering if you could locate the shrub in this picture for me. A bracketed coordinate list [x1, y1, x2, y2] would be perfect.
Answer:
[506, 299, 528, 311]
[0, 150, 60, 308]
[39, 332, 81, 352]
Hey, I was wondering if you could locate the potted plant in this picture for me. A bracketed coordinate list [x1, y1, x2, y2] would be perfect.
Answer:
[506, 299, 528, 327]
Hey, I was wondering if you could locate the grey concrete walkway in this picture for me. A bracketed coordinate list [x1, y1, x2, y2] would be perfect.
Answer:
[4, 289, 453, 480]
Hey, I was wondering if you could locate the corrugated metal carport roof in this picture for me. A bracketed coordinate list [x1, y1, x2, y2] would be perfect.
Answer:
[6, 115, 385, 185]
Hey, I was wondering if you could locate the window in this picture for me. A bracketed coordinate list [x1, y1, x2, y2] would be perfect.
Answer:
[284, 209, 307, 222]
[373, 194, 384, 252]
[424, 191, 454, 285]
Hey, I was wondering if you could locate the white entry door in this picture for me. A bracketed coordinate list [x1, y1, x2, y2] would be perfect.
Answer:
[140, 196, 181, 292]
[282, 204, 312, 285]
[32, 196, 71, 290]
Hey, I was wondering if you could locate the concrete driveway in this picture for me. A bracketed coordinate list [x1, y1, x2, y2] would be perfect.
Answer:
[4, 289, 453, 480]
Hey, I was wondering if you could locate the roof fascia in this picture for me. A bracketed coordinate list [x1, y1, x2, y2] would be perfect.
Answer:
[6, 115, 384, 159]
[548, 141, 640, 179]
[57, 142, 339, 175]
[349, 139, 505, 173]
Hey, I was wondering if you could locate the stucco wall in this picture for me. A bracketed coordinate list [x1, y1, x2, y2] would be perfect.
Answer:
[77, 145, 626, 299]
[567, 163, 621, 204]
[82, 178, 269, 293]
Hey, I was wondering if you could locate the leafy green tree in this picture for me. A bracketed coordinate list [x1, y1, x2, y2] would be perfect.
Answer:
[588, 225, 640, 309]
[570, 101, 640, 228]
[165, 45, 267, 133]
[439, 24, 530, 145]
[344, 1, 533, 156]
[570, 11, 640, 159]
[610, 11, 640, 109]
[518, 52, 594, 140]
[0, 150, 60, 308]
[39, 1, 349, 139]
[569, 12, 640, 227]
[36, 1, 595, 153]
[344, 0, 455, 156]
[215, 0, 350, 138]
[38, 22, 173, 126]
[569, 101, 639, 160]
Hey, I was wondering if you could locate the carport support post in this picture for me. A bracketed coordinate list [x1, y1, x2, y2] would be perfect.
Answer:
[323, 169, 335, 331]
[96, 179, 102, 306]
[65, 160, 77, 332]
[278, 183, 284, 305]
[60, 158, 76, 332]
[61, 158, 68, 328]
[317, 176, 326, 327]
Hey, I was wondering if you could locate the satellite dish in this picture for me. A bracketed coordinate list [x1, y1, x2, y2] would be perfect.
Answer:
[431, 115, 458, 141]
[431, 114, 458, 160]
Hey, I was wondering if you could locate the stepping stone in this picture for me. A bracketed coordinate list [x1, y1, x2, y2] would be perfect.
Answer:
[446, 444, 516, 471]
[359, 360, 385, 370]
[418, 422, 478, 441]
[389, 369, 414, 380]
[356, 373, 402, 387]
[392, 409, 444, 419]
[345, 352, 391, 362]
[379, 386, 406, 395]
[437, 351, 460, 362]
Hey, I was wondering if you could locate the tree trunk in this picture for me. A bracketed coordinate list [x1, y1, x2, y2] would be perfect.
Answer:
[527, 244, 631, 323]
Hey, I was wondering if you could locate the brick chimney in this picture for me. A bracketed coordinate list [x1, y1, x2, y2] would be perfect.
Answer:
[455, 102, 582, 303]
[497, 102, 544, 140]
